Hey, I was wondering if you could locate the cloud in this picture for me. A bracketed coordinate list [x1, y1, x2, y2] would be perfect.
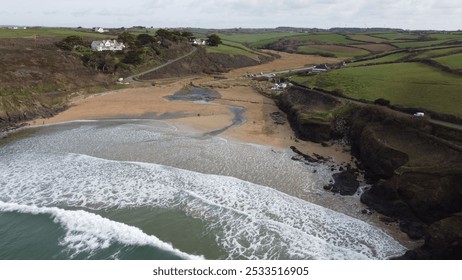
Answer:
[1, 0, 461, 30]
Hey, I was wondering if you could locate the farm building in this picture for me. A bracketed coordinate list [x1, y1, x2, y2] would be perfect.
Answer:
[91, 40, 126, 51]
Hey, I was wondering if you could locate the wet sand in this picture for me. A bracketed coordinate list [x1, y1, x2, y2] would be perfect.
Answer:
[30, 51, 351, 164]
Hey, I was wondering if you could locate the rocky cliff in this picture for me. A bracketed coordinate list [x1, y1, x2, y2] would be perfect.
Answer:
[277, 86, 462, 259]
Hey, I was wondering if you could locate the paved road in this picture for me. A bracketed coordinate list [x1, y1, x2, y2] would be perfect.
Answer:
[125, 47, 197, 83]
[255, 66, 314, 78]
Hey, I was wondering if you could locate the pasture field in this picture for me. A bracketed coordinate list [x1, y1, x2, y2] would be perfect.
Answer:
[206, 40, 265, 59]
[352, 43, 396, 53]
[219, 40, 271, 57]
[291, 62, 462, 116]
[392, 39, 455, 48]
[0, 28, 112, 39]
[434, 53, 462, 70]
[347, 34, 387, 43]
[347, 52, 410, 66]
[218, 32, 299, 44]
[413, 46, 462, 59]
[297, 44, 369, 58]
[372, 32, 420, 41]
[289, 33, 359, 44]
[427, 33, 462, 40]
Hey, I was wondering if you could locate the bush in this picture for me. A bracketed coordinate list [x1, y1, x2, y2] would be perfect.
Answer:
[56, 36, 85, 51]
[207, 34, 222, 46]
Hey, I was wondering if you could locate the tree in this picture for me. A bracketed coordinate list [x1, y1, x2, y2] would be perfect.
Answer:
[123, 50, 143, 64]
[136, 33, 155, 46]
[155, 28, 172, 41]
[207, 34, 222, 46]
[56, 35, 85, 51]
[118, 32, 135, 45]
[181, 31, 194, 39]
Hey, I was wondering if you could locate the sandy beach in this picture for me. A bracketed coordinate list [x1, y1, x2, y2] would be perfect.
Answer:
[30, 51, 351, 164]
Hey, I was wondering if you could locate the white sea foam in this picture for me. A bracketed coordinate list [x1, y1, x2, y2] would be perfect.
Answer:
[0, 202, 203, 260]
[0, 151, 406, 259]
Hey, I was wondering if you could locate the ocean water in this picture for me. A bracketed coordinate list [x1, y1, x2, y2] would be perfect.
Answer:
[0, 120, 407, 260]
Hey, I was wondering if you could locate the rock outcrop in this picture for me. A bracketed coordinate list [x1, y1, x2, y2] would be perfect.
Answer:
[275, 86, 462, 259]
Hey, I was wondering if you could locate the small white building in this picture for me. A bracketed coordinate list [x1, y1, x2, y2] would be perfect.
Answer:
[191, 38, 207, 46]
[93, 27, 105, 33]
[91, 40, 126, 51]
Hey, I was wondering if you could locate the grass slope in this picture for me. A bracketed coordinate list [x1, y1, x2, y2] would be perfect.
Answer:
[292, 62, 462, 116]
[434, 53, 462, 70]
[348, 52, 410, 66]
[297, 45, 369, 58]
[0, 28, 113, 39]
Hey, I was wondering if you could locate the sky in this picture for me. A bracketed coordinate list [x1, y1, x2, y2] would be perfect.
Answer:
[2, 0, 461, 30]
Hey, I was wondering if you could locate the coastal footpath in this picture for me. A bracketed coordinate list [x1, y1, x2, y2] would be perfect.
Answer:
[274, 86, 462, 259]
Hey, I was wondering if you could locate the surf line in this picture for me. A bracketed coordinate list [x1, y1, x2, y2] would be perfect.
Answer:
[0, 201, 204, 260]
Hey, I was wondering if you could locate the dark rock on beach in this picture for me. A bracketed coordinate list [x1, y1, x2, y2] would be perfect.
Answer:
[274, 86, 462, 259]
[270, 111, 286, 125]
[325, 168, 360, 196]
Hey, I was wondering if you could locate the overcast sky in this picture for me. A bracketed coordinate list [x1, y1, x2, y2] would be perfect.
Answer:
[2, 0, 461, 30]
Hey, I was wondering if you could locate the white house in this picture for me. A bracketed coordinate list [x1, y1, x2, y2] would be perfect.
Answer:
[93, 27, 105, 33]
[191, 38, 207, 46]
[91, 40, 126, 51]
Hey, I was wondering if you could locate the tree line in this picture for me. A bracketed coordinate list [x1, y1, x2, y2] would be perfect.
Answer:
[56, 30, 222, 73]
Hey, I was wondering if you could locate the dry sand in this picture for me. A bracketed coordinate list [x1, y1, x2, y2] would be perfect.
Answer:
[30, 51, 351, 164]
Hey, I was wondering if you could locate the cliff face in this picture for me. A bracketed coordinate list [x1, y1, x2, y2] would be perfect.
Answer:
[348, 107, 462, 258]
[276, 86, 462, 259]
[277, 87, 341, 143]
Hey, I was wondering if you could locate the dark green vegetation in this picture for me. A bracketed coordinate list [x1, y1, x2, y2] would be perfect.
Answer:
[55, 29, 194, 74]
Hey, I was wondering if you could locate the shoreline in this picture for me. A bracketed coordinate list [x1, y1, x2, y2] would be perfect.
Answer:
[27, 78, 354, 166]
[17, 81, 421, 254]
[13, 51, 421, 253]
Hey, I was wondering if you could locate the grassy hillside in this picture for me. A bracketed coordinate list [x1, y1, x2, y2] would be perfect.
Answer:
[206, 40, 270, 60]
[291, 62, 462, 116]
[297, 45, 369, 58]
[347, 51, 410, 66]
[434, 53, 462, 70]
[0, 27, 114, 39]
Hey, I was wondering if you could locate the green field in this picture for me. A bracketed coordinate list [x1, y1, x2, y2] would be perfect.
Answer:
[297, 45, 369, 58]
[0, 28, 113, 39]
[434, 53, 462, 70]
[347, 34, 387, 43]
[413, 46, 462, 59]
[218, 32, 298, 43]
[218, 32, 360, 48]
[206, 40, 265, 59]
[291, 62, 462, 116]
[348, 52, 410, 66]
[289, 33, 360, 44]
[372, 32, 420, 41]
[427, 33, 462, 40]
[392, 39, 454, 48]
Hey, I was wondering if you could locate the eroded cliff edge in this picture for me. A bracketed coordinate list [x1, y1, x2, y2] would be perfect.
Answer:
[276, 86, 462, 259]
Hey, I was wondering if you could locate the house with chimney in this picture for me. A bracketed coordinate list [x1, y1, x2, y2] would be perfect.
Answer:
[91, 40, 125, 51]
